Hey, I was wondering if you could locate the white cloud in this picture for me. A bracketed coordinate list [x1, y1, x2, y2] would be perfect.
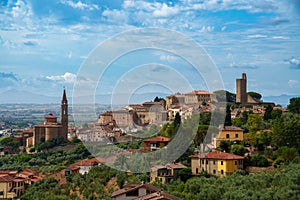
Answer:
[288, 80, 299, 87]
[153, 3, 180, 18]
[160, 55, 179, 61]
[61, 0, 99, 10]
[289, 58, 300, 66]
[46, 72, 77, 84]
[247, 34, 268, 39]
[272, 36, 289, 40]
[102, 9, 128, 24]
[199, 26, 215, 32]
[11, 0, 33, 18]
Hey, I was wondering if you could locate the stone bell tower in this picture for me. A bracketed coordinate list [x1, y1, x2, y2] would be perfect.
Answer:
[61, 88, 68, 139]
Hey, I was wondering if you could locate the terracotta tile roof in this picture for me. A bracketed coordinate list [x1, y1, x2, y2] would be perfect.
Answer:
[167, 163, 187, 169]
[205, 151, 244, 160]
[111, 183, 160, 198]
[0, 170, 18, 175]
[144, 136, 171, 143]
[186, 90, 213, 95]
[135, 191, 181, 200]
[13, 178, 25, 182]
[0, 175, 14, 182]
[45, 112, 57, 119]
[220, 126, 243, 131]
[143, 102, 163, 105]
[167, 94, 185, 98]
[70, 157, 105, 167]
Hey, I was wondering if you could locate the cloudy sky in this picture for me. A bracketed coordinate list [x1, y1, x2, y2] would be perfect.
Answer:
[0, 0, 299, 103]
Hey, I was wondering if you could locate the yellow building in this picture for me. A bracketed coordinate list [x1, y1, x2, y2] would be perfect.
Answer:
[191, 151, 244, 176]
[215, 126, 244, 147]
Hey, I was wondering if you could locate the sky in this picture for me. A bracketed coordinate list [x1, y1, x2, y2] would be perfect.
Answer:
[0, 0, 300, 103]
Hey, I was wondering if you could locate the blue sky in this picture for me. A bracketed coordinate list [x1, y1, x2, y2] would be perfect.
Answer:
[0, 0, 300, 102]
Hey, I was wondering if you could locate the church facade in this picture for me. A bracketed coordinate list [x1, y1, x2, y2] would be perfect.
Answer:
[31, 89, 69, 146]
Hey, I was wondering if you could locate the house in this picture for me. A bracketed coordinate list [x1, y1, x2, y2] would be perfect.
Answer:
[150, 163, 187, 184]
[143, 136, 171, 152]
[111, 183, 181, 200]
[17, 169, 43, 185]
[191, 151, 244, 176]
[0, 175, 25, 199]
[214, 126, 244, 148]
[69, 157, 105, 175]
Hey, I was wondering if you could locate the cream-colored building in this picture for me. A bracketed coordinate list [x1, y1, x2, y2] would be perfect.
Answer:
[150, 163, 187, 184]
[0, 175, 25, 198]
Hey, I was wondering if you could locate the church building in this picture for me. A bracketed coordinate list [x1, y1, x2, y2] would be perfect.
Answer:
[30, 89, 69, 146]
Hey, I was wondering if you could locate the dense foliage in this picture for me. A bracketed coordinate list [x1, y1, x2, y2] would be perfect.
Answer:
[21, 164, 149, 200]
[0, 143, 90, 173]
[167, 163, 300, 199]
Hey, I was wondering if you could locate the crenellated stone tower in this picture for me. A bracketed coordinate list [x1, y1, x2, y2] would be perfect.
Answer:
[236, 73, 247, 105]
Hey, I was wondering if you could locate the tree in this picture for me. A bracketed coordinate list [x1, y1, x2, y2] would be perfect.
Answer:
[277, 146, 299, 163]
[271, 117, 285, 148]
[264, 105, 273, 121]
[247, 114, 264, 134]
[154, 96, 165, 102]
[218, 140, 231, 153]
[194, 125, 209, 147]
[224, 104, 232, 126]
[178, 168, 192, 182]
[173, 112, 181, 136]
[231, 145, 245, 156]
[272, 118, 300, 152]
[287, 97, 300, 114]
[271, 109, 282, 119]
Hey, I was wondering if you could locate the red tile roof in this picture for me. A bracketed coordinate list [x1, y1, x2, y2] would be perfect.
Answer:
[45, 112, 57, 119]
[221, 126, 243, 131]
[186, 90, 213, 95]
[205, 151, 244, 160]
[111, 183, 160, 198]
[167, 163, 187, 169]
[135, 191, 181, 200]
[13, 178, 25, 182]
[0, 175, 14, 182]
[144, 136, 171, 143]
[143, 102, 163, 105]
[70, 157, 105, 167]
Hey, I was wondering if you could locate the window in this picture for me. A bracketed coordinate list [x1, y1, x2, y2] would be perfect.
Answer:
[213, 170, 216, 174]
[221, 170, 224, 175]
[206, 160, 208, 164]
[196, 168, 199, 174]
[0, 191, 3, 195]
[235, 161, 237, 165]
[221, 161, 223, 165]
[202, 160, 204, 164]
[126, 190, 139, 197]
[226, 134, 230, 139]
[213, 160, 216, 165]
[235, 134, 239, 138]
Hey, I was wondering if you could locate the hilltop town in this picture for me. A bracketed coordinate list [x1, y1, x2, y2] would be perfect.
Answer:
[0, 73, 299, 199]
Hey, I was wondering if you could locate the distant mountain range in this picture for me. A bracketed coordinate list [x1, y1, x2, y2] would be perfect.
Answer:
[262, 94, 300, 107]
[0, 89, 169, 105]
[0, 89, 298, 106]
